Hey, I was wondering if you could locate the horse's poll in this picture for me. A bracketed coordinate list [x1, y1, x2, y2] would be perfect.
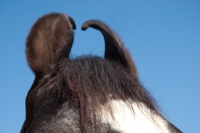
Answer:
[21, 13, 182, 133]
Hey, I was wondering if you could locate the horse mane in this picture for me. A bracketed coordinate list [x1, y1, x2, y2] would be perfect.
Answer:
[30, 55, 158, 132]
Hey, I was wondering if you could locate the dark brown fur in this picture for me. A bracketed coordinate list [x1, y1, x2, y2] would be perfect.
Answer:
[26, 13, 76, 78]
[21, 13, 182, 133]
[23, 13, 76, 132]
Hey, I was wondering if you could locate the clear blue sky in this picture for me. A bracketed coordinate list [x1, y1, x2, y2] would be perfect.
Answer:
[0, 1, 199, 133]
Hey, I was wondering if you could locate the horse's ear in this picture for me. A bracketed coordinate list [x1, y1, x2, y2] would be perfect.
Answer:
[26, 13, 76, 78]
[82, 20, 138, 78]
[68, 16, 76, 30]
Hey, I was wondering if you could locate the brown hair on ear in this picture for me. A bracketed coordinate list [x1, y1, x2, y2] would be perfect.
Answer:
[24, 13, 76, 131]
[82, 20, 138, 79]
[26, 13, 76, 78]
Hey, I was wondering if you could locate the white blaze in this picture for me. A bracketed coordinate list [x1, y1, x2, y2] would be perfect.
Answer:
[101, 100, 170, 133]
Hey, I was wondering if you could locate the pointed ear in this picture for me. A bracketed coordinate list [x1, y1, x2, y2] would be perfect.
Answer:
[26, 13, 76, 78]
[81, 20, 138, 78]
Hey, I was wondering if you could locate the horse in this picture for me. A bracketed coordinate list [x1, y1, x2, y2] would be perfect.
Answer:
[21, 13, 182, 133]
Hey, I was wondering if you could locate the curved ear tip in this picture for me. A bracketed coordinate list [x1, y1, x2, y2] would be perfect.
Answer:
[68, 16, 76, 30]
[73, 25, 76, 30]
[72, 22, 76, 30]
[81, 23, 88, 31]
